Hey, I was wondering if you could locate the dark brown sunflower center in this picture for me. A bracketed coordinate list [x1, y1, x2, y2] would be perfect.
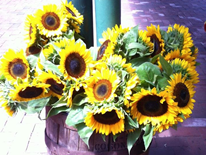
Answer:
[97, 40, 110, 60]
[94, 110, 120, 125]
[150, 34, 161, 57]
[18, 87, 43, 98]
[9, 59, 27, 79]
[26, 46, 41, 56]
[93, 79, 112, 101]
[137, 95, 168, 116]
[173, 82, 190, 107]
[42, 13, 60, 30]
[46, 79, 64, 95]
[65, 53, 86, 78]
[66, 7, 76, 17]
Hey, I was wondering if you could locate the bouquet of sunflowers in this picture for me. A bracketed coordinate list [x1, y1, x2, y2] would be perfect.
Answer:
[0, 1, 199, 154]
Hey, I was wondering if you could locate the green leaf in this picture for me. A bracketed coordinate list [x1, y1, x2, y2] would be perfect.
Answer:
[39, 50, 46, 64]
[136, 62, 161, 84]
[143, 124, 154, 151]
[124, 111, 139, 130]
[21, 97, 51, 114]
[150, 54, 160, 64]
[171, 124, 178, 130]
[128, 42, 147, 52]
[178, 113, 186, 120]
[0, 74, 5, 81]
[27, 97, 50, 108]
[130, 57, 150, 69]
[127, 129, 142, 154]
[159, 55, 173, 76]
[44, 61, 62, 76]
[66, 107, 85, 126]
[50, 42, 61, 53]
[76, 123, 93, 147]
[128, 49, 137, 56]
[156, 76, 169, 90]
[72, 93, 88, 106]
[121, 70, 128, 82]
[101, 134, 106, 142]
[123, 26, 139, 50]
[27, 55, 38, 68]
[89, 46, 98, 61]
[46, 105, 70, 119]
[113, 134, 120, 142]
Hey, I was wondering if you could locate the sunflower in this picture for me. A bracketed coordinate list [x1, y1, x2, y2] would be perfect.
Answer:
[25, 45, 42, 56]
[167, 24, 193, 55]
[84, 68, 120, 104]
[38, 71, 65, 98]
[24, 14, 37, 46]
[35, 4, 68, 37]
[101, 25, 130, 45]
[59, 39, 92, 81]
[153, 120, 172, 133]
[106, 54, 136, 75]
[97, 40, 113, 61]
[164, 49, 195, 65]
[146, 24, 165, 57]
[130, 88, 178, 126]
[170, 58, 199, 84]
[0, 98, 17, 116]
[138, 30, 154, 53]
[0, 49, 30, 83]
[166, 73, 195, 116]
[158, 49, 196, 70]
[68, 21, 81, 33]
[84, 107, 124, 135]
[124, 74, 139, 108]
[62, 0, 83, 24]
[9, 81, 50, 102]
[42, 45, 55, 59]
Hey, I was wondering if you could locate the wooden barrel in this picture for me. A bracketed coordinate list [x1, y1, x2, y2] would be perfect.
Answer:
[45, 106, 150, 155]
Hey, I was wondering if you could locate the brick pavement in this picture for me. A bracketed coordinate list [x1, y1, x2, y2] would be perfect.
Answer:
[0, 0, 206, 155]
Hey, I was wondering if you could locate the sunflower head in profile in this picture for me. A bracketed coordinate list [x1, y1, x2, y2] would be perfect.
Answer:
[84, 68, 120, 104]
[166, 73, 195, 116]
[167, 24, 194, 55]
[9, 80, 50, 102]
[62, 0, 83, 25]
[170, 58, 199, 84]
[38, 71, 65, 98]
[101, 25, 130, 45]
[59, 40, 92, 81]
[158, 49, 196, 70]
[138, 30, 154, 53]
[106, 54, 136, 75]
[97, 40, 113, 61]
[130, 88, 178, 126]
[84, 107, 124, 135]
[0, 49, 30, 83]
[24, 14, 37, 46]
[35, 4, 68, 37]
[146, 24, 165, 57]
[0, 98, 18, 116]
[164, 49, 195, 65]
[124, 74, 139, 108]
[25, 45, 42, 56]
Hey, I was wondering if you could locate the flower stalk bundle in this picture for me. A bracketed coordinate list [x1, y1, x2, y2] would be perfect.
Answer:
[0, 1, 199, 154]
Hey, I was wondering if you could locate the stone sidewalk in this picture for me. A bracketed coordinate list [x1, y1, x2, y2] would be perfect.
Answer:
[0, 0, 206, 155]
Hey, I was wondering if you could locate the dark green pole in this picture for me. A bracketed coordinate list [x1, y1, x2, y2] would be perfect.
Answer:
[95, 0, 121, 46]
[67, 0, 93, 48]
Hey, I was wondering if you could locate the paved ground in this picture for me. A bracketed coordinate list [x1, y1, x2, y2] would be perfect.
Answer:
[0, 0, 206, 155]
